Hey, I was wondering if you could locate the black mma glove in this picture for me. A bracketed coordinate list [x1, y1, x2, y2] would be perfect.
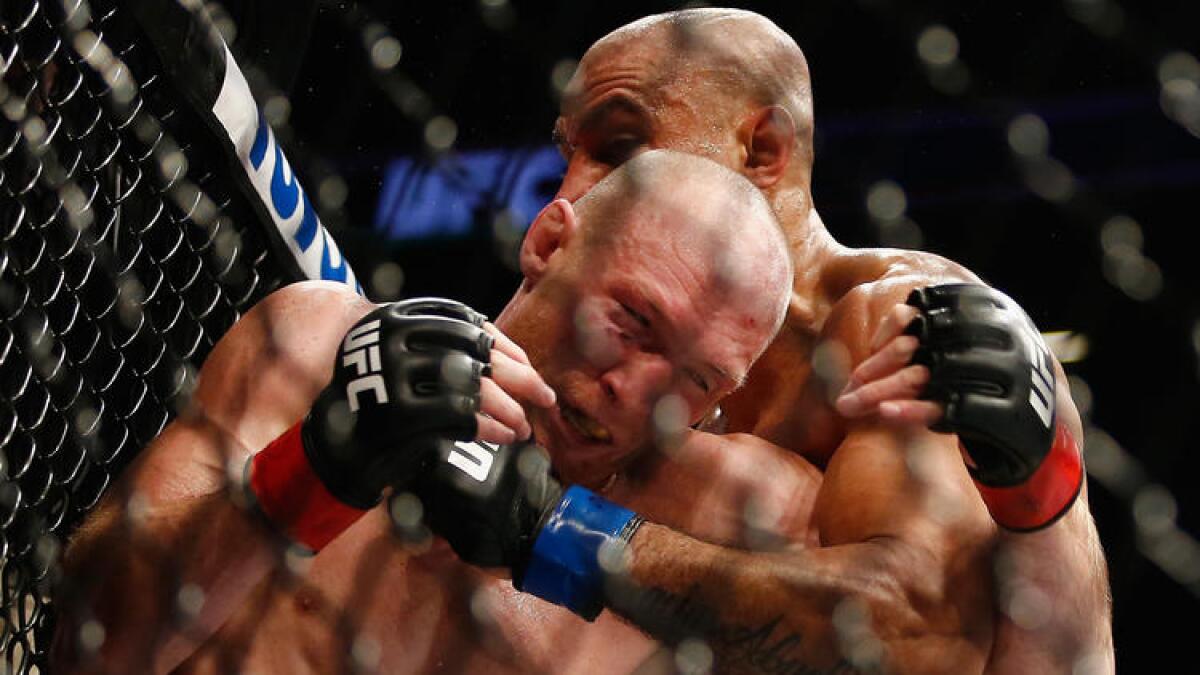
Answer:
[248, 297, 493, 551]
[408, 439, 643, 620]
[906, 284, 1083, 531]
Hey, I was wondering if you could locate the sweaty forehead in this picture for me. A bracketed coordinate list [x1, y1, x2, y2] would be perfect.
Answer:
[618, 220, 778, 353]
[564, 43, 671, 114]
[576, 181, 783, 388]
[566, 28, 737, 117]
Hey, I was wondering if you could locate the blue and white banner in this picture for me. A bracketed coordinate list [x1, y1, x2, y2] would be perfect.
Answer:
[126, 0, 360, 295]
[211, 44, 360, 293]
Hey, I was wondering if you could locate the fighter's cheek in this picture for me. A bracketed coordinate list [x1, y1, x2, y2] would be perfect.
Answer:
[573, 307, 622, 370]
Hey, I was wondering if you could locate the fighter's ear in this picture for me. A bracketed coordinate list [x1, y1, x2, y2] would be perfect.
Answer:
[520, 198, 579, 284]
[738, 105, 796, 189]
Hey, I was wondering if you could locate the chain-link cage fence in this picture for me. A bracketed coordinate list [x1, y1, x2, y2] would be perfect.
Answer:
[3, 0, 1199, 673]
[0, 0, 357, 669]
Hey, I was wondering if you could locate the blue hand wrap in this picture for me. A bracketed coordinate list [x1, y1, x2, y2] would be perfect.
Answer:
[518, 485, 642, 620]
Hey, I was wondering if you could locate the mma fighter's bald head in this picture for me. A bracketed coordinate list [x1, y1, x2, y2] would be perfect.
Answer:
[589, 9, 814, 158]
[496, 150, 792, 486]
[555, 9, 816, 207]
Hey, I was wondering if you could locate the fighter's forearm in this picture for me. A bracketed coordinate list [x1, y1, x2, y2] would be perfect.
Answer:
[992, 493, 1114, 673]
[55, 493, 279, 674]
[604, 522, 979, 675]
[603, 522, 881, 674]
[52, 428, 281, 674]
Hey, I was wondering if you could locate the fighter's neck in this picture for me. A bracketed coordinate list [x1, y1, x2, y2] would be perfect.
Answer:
[778, 205, 845, 330]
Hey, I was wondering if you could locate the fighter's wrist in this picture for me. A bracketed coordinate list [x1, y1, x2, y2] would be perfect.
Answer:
[516, 486, 643, 620]
[972, 421, 1084, 532]
[246, 421, 369, 552]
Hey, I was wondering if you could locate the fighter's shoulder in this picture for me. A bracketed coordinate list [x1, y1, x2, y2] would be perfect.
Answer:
[821, 248, 980, 359]
[241, 280, 371, 340]
[827, 246, 981, 298]
[198, 281, 373, 383]
[251, 280, 374, 331]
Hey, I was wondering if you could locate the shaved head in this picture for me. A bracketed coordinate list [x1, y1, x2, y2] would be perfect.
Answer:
[499, 149, 793, 483]
[554, 8, 818, 215]
[589, 9, 814, 166]
[572, 149, 793, 348]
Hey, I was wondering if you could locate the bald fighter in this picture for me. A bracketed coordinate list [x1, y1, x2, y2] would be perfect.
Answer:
[408, 8, 1111, 674]
[52, 151, 812, 674]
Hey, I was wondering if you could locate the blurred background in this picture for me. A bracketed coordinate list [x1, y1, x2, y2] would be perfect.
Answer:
[250, 0, 1199, 669]
[3, 0, 1199, 671]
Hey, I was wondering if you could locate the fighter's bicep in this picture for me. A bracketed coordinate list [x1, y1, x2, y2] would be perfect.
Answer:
[123, 415, 250, 503]
[192, 281, 374, 444]
[115, 283, 372, 505]
[813, 425, 990, 549]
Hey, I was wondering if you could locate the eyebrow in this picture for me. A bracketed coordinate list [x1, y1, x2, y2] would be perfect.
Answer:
[563, 94, 650, 145]
[591, 96, 648, 132]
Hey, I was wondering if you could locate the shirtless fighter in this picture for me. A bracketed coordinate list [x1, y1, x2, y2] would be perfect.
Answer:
[52, 150, 807, 674]
[53, 8, 1112, 675]
[392, 8, 1112, 674]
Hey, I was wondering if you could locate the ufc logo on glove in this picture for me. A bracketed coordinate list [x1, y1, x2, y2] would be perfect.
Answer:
[1018, 319, 1055, 429]
[342, 320, 387, 411]
[448, 441, 498, 482]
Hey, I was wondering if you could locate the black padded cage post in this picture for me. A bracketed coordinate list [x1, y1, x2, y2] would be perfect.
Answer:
[0, 0, 336, 670]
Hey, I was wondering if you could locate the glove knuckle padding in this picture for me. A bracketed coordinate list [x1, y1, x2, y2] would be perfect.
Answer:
[390, 296, 488, 327]
[938, 351, 1013, 395]
[921, 304, 1012, 349]
[305, 300, 491, 508]
[438, 352, 485, 393]
[909, 284, 1058, 486]
[911, 282, 997, 311]
[405, 317, 494, 362]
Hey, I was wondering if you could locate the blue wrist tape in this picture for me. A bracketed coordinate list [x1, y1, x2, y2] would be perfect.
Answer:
[518, 485, 641, 620]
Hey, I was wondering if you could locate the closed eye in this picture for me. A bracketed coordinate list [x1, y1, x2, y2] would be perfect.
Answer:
[594, 135, 645, 166]
[574, 97, 652, 167]
[620, 302, 650, 328]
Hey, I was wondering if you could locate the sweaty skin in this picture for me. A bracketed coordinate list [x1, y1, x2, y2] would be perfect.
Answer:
[171, 426, 821, 675]
[53, 10, 1112, 674]
[551, 9, 1112, 674]
[837, 304, 1112, 673]
[52, 152, 814, 674]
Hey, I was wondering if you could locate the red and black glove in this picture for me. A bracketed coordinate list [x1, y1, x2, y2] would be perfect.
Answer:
[247, 297, 492, 551]
[906, 284, 1084, 531]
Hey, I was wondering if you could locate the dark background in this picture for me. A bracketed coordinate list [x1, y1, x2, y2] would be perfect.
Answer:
[230, 0, 1200, 669]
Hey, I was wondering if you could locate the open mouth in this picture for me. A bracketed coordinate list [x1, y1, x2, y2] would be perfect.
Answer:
[558, 400, 613, 444]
